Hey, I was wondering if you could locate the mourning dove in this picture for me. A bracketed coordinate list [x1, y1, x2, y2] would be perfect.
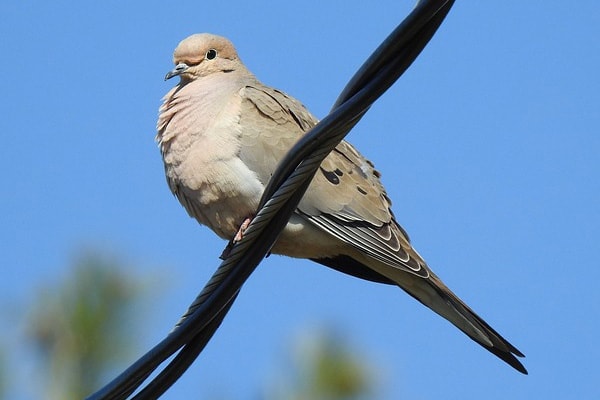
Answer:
[157, 33, 526, 374]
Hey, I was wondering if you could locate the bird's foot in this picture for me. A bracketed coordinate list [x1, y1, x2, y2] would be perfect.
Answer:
[234, 217, 252, 242]
[220, 217, 253, 259]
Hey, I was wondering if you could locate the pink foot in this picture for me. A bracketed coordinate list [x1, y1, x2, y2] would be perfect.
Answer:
[220, 216, 253, 259]
[233, 217, 252, 243]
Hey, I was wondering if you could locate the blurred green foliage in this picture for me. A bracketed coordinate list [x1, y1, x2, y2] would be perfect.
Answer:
[267, 330, 379, 400]
[27, 251, 143, 399]
[3, 249, 384, 399]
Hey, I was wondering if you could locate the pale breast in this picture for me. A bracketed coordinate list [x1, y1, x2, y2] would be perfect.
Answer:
[158, 78, 265, 239]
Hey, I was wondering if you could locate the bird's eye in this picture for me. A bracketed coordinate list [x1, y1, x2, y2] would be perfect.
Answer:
[205, 49, 217, 60]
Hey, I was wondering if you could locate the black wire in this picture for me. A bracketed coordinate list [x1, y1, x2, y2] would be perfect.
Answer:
[260, 0, 455, 209]
[85, 1, 455, 399]
[131, 293, 238, 399]
[332, 0, 454, 109]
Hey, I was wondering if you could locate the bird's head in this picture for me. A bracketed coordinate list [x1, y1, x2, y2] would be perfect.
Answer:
[165, 33, 240, 81]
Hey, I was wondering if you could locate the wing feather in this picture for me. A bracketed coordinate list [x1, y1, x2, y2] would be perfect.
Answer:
[239, 83, 428, 277]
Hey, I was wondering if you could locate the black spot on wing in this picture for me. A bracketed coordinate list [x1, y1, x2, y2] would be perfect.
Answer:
[320, 167, 340, 185]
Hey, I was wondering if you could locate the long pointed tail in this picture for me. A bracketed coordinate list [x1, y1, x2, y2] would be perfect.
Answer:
[401, 270, 527, 374]
[314, 252, 527, 373]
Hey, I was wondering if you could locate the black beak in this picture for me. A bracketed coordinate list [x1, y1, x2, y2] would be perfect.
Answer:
[164, 63, 189, 81]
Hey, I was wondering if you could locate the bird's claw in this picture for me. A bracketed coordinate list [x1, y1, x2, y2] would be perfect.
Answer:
[220, 217, 253, 259]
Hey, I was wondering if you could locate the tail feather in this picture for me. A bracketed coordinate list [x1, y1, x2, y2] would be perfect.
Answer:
[316, 255, 527, 374]
[405, 272, 528, 374]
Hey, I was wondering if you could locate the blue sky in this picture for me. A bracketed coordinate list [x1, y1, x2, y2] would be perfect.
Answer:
[1, 1, 599, 399]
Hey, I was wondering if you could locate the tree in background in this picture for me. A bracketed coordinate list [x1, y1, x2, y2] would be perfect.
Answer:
[18, 250, 383, 399]
[267, 330, 381, 400]
[27, 251, 144, 400]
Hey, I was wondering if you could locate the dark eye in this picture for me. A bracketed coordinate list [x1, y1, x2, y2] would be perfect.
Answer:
[206, 49, 217, 60]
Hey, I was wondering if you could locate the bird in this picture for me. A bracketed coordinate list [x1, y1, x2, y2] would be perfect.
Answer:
[156, 33, 527, 374]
